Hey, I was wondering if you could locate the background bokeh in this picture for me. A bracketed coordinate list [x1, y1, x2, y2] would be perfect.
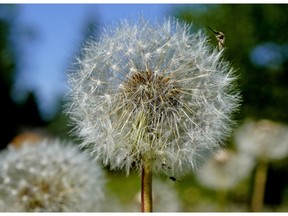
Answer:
[1, 4, 288, 212]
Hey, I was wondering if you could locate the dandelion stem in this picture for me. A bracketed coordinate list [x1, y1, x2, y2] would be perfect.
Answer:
[251, 158, 268, 212]
[217, 189, 228, 212]
[141, 161, 153, 212]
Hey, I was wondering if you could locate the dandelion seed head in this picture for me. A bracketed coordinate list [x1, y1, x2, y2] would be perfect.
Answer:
[235, 119, 288, 160]
[196, 149, 254, 190]
[0, 139, 105, 212]
[66, 17, 240, 177]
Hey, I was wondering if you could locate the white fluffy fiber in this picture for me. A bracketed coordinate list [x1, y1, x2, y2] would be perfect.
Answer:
[66, 17, 240, 177]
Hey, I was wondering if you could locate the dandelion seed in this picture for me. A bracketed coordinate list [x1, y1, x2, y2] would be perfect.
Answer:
[195, 149, 254, 211]
[66, 18, 240, 176]
[66, 17, 240, 211]
[0, 139, 105, 212]
[196, 149, 254, 190]
[235, 119, 288, 160]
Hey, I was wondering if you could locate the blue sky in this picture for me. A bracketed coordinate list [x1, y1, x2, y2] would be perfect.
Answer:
[14, 4, 187, 119]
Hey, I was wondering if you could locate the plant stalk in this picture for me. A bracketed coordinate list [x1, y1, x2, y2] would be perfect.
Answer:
[141, 162, 153, 212]
[251, 158, 268, 212]
[217, 189, 228, 212]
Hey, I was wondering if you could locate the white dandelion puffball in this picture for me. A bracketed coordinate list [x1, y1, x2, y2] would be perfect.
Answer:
[235, 119, 288, 160]
[66, 18, 240, 177]
[196, 149, 255, 190]
[0, 139, 105, 212]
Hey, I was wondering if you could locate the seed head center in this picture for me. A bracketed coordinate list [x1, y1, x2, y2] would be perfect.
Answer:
[122, 69, 180, 110]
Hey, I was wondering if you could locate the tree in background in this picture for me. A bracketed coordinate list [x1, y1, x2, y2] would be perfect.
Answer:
[0, 5, 18, 149]
[0, 5, 45, 150]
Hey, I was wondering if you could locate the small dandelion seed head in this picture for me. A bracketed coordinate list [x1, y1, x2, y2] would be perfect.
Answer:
[196, 149, 255, 190]
[66, 17, 241, 178]
[0, 139, 105, 212]
[235, 119, 288, 160]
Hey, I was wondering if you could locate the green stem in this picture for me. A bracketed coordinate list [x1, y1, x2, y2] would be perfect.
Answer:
[141, 162, 153, 212]
[217, 189, 228, 212]
[251, 158, 268, 212]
